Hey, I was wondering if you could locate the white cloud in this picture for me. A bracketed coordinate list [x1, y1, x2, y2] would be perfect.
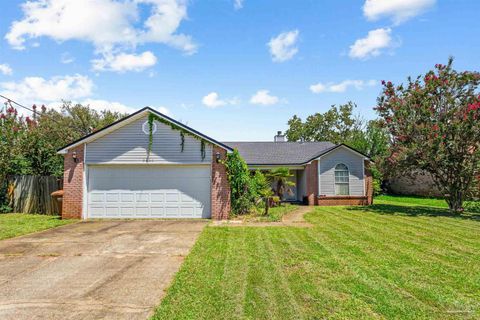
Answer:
[0, 64, 13, 75]
[267, 30, 299, 63]
[363, 0, 435, 25]
[61, 52, 75, 64]
[92, 51, 157, 72]
[310, 79, 377, 93]
[5, 0, 196, 71]
[202, 92, 238, 108]
[81, 99, 170, 115]
[234, 0, 243, 10]
[349, 28, 394, 59]
[0, 73, 171, 117]
[250, 90, 281, 106]
[0, 74, 93, 103]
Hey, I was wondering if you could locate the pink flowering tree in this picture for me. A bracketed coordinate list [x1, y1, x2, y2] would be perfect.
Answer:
[376, 58, 480, 212]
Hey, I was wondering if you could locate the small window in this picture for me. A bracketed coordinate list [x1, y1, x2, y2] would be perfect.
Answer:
[334, 163, 349, 195]
[142, 121, 157, 135]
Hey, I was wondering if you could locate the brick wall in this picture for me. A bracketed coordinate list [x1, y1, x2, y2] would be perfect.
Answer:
[211, 146, 231, 220]
[305, 160, 319, 205]
[317, 195, 369, 206]
[62, 145, 84, 219]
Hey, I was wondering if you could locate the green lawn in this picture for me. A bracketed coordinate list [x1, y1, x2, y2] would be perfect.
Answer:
[375, 194, 449, 208]
[0, 214, 76, 240]
[153, 198, 480, 320]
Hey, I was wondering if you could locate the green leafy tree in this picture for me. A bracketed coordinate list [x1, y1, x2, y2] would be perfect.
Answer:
[223, 149, 257, 214]
[0, 101, 127, 198]
[251, 170, 273, 215]
[376, 58, 480, 212]
[285, 102, 358, 143]
[266, 167, 295, 200]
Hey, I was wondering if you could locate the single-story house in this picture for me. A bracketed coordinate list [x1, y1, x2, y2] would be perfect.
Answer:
[58, 107, 373, 220]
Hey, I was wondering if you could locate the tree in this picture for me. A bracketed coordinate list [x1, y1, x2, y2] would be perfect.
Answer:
[376, 58, 480, 212]
[223, 149, 257, 214]
[0, 101, 127, 198]
[266, 167, 295, 200]
[285, 102, 359, 143]
[251, 170, 273, 215]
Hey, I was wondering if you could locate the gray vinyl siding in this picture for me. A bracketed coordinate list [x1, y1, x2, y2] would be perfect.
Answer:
[319, 147, 364, 196]
[86, 115, 212, 164]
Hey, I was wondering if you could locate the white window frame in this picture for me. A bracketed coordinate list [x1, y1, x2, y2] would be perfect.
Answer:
[334, 163, 350, 195]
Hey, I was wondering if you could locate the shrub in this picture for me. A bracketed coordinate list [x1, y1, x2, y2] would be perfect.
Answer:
[464, 201, 480, 213]
[223, 149, 257, 215]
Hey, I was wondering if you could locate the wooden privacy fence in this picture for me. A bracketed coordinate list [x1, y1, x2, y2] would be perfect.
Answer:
[7, 175, 62, 215]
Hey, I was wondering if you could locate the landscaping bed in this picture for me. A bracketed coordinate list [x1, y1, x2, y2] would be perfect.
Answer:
[235, 203, 300, 222]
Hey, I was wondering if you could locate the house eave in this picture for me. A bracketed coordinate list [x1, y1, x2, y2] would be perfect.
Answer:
[57, 107, 233, 154]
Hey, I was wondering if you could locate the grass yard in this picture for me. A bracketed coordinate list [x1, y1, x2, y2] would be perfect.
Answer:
[239, 203, 299, 222]
[0, 214, 75, 240]
[153, 198, 480, 320]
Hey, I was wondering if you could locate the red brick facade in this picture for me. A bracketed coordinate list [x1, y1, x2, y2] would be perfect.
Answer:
[305, 160, 319, 205]
[62, 145, 84, 219]
[317, 195, 369, 206]
[211, 146, 231, 220]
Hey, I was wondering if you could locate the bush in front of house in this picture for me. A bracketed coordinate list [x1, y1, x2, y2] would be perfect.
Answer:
[464, 201, 480, 213]
[223, 149, 274, 216]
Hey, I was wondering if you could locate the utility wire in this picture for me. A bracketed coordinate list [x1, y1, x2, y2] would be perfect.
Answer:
[0, 94, 63, 125]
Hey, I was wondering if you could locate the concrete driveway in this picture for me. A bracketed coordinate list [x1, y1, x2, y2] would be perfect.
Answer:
[0, 220, 207, 320]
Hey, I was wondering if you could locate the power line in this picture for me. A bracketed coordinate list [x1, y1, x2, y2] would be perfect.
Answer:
[0, 94, 63, 125]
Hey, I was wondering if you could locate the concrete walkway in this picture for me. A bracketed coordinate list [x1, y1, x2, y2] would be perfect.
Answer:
[0, 220, 207, 320]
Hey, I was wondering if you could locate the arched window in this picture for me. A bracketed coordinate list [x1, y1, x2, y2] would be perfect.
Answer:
[334, 163, 349, 195]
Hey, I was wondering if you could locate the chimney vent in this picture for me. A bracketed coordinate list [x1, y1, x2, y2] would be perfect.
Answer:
[274, 131, 285, 142]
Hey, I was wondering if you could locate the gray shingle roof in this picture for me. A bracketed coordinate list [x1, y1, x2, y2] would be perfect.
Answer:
[222, 141, 337, 165]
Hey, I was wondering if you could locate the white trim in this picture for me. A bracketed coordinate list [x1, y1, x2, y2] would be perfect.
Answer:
[362, 159, 366, 196]
[334, 163, 350, 196]
[316, 145, 369, 161]
[86, 162, 212, 167]
[142, 121, 157, 135]
[82, 143, 88, 220]
[317, 159, 321, 195]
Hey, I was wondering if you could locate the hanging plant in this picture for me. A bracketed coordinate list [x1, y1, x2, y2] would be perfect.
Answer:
[201, 140, 206, 160]
[147, 113, 208, 161]
[180, 131, 185, 152]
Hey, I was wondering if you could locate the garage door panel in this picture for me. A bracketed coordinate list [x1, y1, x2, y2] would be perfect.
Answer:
[150, 206, 165, 217]
[121, 194, 134, 202]
[151, 193, 164, 202]
[120, 206, 135, 216]
[87, 166, 211, 219]
[105, 193, 120, 202]
[90, 193, 105, 203]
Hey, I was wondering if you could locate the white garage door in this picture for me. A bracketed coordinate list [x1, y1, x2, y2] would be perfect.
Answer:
[87, 165, 211, 219]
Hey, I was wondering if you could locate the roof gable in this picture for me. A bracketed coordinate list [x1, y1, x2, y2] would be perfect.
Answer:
[222, 142, 371, 166]
[58, 107, 232, 154]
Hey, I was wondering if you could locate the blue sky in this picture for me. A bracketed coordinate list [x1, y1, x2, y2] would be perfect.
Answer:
[0, 0, 479, 141]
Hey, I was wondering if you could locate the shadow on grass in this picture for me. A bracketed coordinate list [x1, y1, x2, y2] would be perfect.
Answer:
[347, 204, 480, 222]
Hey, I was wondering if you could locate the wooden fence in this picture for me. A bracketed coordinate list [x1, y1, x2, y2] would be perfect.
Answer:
[7, 175, 62, 215]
